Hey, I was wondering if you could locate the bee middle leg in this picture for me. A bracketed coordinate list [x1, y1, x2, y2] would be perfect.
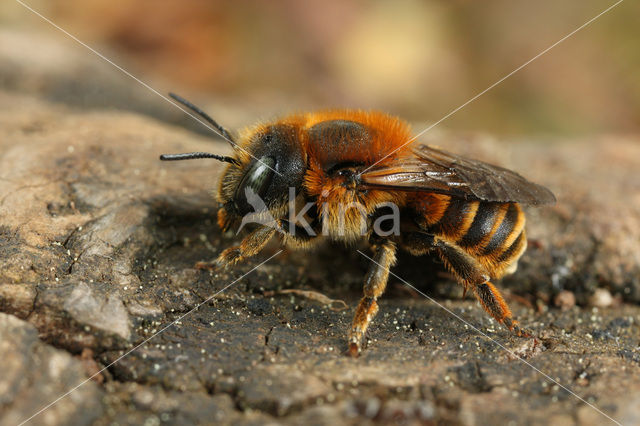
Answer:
[434, 237, 531, 337]
[349, 239, 397, 357]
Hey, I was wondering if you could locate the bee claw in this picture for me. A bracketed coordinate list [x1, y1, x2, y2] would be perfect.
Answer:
[505, 319, 534, 338]
[517, 327, 535, 338]
[195, 254, 233, 271]
[218, 247, 243, 267]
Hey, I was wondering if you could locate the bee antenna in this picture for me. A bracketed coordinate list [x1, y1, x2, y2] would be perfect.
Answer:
[169, 92, 236, 146]
[159, 152, 239, 165]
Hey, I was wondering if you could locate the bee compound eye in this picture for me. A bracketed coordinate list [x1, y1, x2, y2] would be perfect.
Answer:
[234, 157, 276, 211]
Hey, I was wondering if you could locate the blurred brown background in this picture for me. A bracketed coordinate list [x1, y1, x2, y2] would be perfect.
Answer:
[3, 0, 639, 136]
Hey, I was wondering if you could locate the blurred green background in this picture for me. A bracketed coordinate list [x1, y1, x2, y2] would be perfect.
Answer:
[3, 0, 639, 136]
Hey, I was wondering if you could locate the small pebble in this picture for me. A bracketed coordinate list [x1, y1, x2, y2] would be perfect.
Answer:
[588, 288, 614, 308]
[554, 290, 575, 311]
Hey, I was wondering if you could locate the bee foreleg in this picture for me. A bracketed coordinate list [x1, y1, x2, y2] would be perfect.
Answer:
[434, 238, 531, 337]
[349, 240, 397, 357]
[196, 226, 277, 270]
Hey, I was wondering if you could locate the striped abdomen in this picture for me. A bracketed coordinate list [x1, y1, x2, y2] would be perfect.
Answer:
[413, 194, 527, 276]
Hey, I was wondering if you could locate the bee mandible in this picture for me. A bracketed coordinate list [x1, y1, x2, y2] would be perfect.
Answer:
[161, 93, 556, 356]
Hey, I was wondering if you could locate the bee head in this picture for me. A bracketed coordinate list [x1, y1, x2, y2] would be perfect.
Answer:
[161, 126, 307, 231]
[160, 94, 308, 230]
[219, 124, 306, 219]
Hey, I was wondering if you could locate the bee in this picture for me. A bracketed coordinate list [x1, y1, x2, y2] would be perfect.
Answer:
[161, 93, 556, 356]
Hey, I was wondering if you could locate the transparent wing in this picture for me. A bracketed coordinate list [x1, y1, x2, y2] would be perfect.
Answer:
[359, 144, 556, 205]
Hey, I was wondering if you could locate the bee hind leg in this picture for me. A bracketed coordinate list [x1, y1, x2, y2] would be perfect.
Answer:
[434, 238, 532, 338]
[473, 281, 532, 337]
[349, 240, 397, 357]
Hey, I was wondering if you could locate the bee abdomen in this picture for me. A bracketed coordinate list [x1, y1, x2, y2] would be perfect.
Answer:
[497, 229, 527, 264]
[431, 199, 525, 257]
[467, 202, 525, 263]
[479, 203, 523, 256]
[431, 197, 479, 240]
[421, 196, 526, 265]
[458, 202, 503, 248]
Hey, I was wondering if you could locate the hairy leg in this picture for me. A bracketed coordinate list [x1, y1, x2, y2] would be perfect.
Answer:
[349, 240, 397, 356]
[197, 225, 277, 270]
[473, 281, 531, 337]
[198, 219, 320, 270]
[434, 237, 531, 337]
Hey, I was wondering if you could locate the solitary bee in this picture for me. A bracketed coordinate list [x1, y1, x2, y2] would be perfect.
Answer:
[161, 94, 555, 356]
